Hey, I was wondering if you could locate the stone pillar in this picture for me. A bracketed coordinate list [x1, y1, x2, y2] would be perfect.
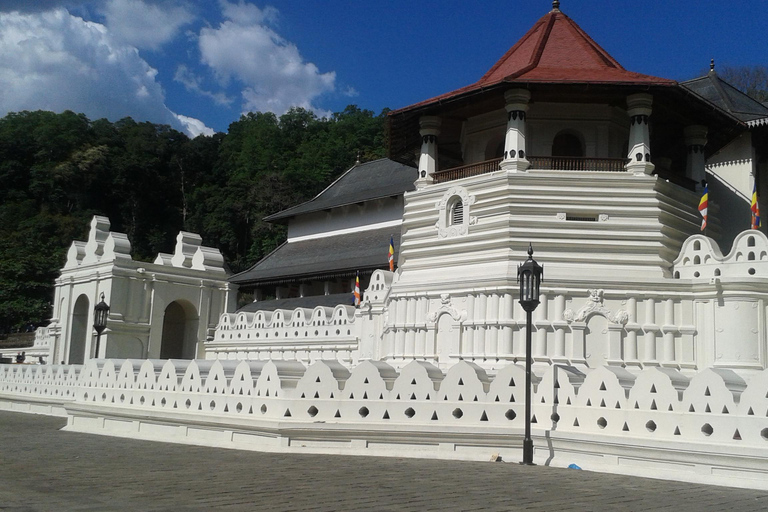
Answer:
[416, 116, 442, 185]
[642, 298, 659, 365]
[624, 297, 639, 366]
[553, 294, 566, 360]
[486, 293, 499, 356]
[395, 299, 407, 357]
[415, 297, 427, 357]
[500, 89, 531, 172]
[625, 93, 655, 176]
[464, 294, 475, 357]
[662, 299, 676, 366]
[475, 294, 487, 357]
[500, 293, 513, 356]
[684, 125, 708, 190]
[534, 293, 547, 360]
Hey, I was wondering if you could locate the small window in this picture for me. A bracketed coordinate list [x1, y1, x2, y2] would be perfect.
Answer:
[450, 200, 464, 226]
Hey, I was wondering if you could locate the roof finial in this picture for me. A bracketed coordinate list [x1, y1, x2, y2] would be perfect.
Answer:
[710, 58, 715, 72]
[356, 150, 361, 165]
[552, 0, 560, 11]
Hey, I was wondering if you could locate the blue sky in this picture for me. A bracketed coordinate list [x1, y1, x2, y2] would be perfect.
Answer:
[0, 1, 764, 137]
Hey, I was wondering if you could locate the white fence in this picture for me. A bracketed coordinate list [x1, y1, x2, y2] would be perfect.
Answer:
[1, 359, 767, 489]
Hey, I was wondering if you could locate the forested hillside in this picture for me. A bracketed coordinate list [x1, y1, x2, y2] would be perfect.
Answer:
[0, 106, 388, 332]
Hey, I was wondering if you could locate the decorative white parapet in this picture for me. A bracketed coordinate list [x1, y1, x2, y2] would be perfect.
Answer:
[1, 358, 767, 490]
[206, 304, 359, 365]
[673, 230, 768, 280]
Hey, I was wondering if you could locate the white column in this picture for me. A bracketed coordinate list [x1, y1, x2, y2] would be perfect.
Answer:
[475, 294, 487, 357]
[486, 293, 499, 356]
[624, 297, 639, 365]
[415, 297, 427, 358]
[463, 294, 475, 357]
[500, 293, 513, 356]
[643, 298, 659, 365]
[625, 93, 655, 176]
[553, 294, 566, 359]
[395, 298, 407, 357]
[416, 116, 442, 185]
[534, 293, 547, 359]
[662, 299, 676, 365]
[404, 298, 416, 357]
[684, 125, 708, 190]
[500, 89, 531, 172]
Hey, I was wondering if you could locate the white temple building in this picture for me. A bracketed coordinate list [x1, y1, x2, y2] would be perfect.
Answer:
[4, 1, 768, 490]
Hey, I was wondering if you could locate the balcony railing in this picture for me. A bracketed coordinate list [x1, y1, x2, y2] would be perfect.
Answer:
[432, 156, 628, 183]
[432, 158, 503, 184]
[528, 156, 628, 172]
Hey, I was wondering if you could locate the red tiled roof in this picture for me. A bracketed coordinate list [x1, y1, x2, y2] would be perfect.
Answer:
[393, 8, 676, 114]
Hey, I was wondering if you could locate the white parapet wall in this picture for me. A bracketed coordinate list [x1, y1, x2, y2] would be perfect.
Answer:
[1, 358, 767, 490]
[206, 305, 359, 364]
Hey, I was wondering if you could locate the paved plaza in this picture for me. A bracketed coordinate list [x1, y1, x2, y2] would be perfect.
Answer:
[1, 411, 767, 511]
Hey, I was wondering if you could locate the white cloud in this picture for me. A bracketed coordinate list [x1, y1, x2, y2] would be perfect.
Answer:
[343, 85, 359, 98]
[198, 1, 335, 116]
[0, 8, 211, 137]
[175, 113, 214, 137]
[99, 0, 194, 50]
[219, 0, 277, 26]
[174, 64, 233, 106]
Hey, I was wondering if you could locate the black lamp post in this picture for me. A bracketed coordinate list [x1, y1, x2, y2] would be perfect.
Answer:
[93, 292, 110, 359]
[517, 244, 543, 465]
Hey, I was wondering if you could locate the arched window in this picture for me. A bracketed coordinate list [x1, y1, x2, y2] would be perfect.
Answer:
[450, 199, 464, 226]
[552, 131, 584, 157]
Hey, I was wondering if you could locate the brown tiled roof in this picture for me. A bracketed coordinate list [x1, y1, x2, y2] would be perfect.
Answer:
[392, 7, 675, 115]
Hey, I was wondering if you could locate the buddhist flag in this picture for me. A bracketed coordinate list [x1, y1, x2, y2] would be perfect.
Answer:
[698, 185, 708, 231]
[388, 236, 395, 272]
[751, 182, 761, 229]
[354, 273, 360, 306]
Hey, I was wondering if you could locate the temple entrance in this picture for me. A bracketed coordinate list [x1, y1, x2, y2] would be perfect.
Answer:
[68, 295, 89, 364]
[160, 301, 199, 359]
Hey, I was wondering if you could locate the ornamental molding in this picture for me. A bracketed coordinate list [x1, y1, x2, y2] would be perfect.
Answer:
[427, 293, 467, 323]
[435, 186, 477, 239]
[563, 289, 629, 325]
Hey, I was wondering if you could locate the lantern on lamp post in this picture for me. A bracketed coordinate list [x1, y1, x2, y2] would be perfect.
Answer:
[517, 244, 543, 465]
[93, 292, 110, 359]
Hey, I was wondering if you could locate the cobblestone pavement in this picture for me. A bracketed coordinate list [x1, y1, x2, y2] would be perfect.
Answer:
[1, 411, 767, 511]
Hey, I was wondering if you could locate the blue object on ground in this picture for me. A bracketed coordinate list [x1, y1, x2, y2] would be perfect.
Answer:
[568, 464, 582, 470]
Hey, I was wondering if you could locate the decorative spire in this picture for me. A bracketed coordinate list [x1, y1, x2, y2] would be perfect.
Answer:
[710, 58, 715, 72]
[355, 150, 361, 165]
[552, 0, 560, 11]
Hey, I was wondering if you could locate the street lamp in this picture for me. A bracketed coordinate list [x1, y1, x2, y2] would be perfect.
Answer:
[93, 292, 110, 359]
[517, 244, 543, 465]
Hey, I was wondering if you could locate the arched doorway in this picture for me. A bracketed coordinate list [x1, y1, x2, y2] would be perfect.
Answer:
[552, 131, 584, 157]
[160, 301, 199, 359]
[68, 295, 89, 364]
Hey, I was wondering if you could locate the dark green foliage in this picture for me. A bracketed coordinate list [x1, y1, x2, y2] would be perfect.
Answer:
[0, 106, 388, 330]
[717, 65, 768, 103]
